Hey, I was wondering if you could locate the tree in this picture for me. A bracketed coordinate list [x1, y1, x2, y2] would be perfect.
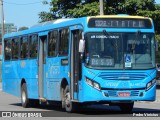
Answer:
[67, 1, 99, 18]
[137, 10, 160, 34]
[39, 0, 157, 20]
[39, 0, 82, 22]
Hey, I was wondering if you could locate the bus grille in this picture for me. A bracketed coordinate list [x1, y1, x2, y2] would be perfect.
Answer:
[107, 90, 140, 97]
[98, 72, 148, 80]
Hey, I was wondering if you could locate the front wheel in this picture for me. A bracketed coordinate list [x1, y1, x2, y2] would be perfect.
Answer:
[63, 85, 76, 112]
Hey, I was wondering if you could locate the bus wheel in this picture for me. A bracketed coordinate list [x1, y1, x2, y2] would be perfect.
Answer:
[119, 102, 134, 113]
[64, 85, 76, 112]
[21, 83, 30, 108]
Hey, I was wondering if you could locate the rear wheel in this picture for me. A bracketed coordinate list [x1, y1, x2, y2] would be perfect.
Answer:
[21, 83, 39, 108]
[21, 83, 30, 108]
[119, 102, 134, 113]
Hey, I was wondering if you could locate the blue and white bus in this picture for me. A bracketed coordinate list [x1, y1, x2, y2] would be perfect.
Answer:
[2, 15, 157, 112]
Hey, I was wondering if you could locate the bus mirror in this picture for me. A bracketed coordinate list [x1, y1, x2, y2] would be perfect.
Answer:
[79, 39, 85, 58]
[79, 39, 85, 53]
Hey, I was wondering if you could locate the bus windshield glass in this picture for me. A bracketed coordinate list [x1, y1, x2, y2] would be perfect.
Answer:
[85, 32, 155, 69]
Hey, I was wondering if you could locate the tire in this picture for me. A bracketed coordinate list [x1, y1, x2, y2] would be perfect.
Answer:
[21, 83, 39, 108]
[21, 83, 30, 108]
[61, 87, 65, 109]
[63, 85, 76, 112]
[119, 102, 134, 113]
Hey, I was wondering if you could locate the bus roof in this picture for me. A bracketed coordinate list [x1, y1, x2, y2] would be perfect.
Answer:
[3, 15, 152, 39]
[88, 15, 150, 19]
[30, 18, 74, 28]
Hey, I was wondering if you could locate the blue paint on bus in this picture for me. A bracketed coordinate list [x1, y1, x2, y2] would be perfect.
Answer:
[2, 15, 157, 112]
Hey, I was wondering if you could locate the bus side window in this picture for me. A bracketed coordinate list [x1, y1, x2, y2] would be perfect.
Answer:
[4, 39, 12, 60]
[29, 35, 38, 59]
[48, 30, 58, 57]
[12, 38, 19, 60]
[59, 28, 69, 56]
[20, 36, 28, 59]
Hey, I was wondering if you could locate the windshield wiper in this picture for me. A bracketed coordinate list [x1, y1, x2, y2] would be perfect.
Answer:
[131, 30, 141, 53]
[103, 30, 119, 48]
[131, 30, 141, 65]
[103, 30, 119, 61]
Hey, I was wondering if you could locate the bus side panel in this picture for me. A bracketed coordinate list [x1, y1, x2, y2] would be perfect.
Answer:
[27, 59, 39, 99]
[19, 60, 39, 99]
[46, 79, 61, 100]
[3, 61, 20, 97]
[45, 58, 69, 101]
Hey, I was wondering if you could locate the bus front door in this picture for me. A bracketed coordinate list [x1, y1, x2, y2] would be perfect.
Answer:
[38, 34, 47, 101]
[71, 30, 82, 100]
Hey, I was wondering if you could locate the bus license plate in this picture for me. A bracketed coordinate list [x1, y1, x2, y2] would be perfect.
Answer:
[118, 92, 130, 97]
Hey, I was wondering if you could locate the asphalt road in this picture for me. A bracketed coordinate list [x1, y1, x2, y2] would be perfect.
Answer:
[0, 82, 160, 118]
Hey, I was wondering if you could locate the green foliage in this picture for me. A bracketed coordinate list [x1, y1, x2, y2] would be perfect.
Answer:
[67, 2, 99, 17]
[50, 0, 81, 18]
[137, 10, 160, 34]
[39, 0, 157, 18]
[103, 0, 156, 15]
[155, 4, 160, 10]
[38, 12, 54, 22]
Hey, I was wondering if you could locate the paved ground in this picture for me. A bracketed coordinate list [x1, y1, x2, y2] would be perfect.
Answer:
[155, 86, 160, 102]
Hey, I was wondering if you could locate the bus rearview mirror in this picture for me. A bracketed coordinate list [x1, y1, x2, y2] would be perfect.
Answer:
[79, 39, 85, 59]
[79, 39, 85, 53]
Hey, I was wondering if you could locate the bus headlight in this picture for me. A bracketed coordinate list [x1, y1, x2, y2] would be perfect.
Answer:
[146, 79, 156, 91]
[85, 78, 93, 87]
[85, 77, 101, 91]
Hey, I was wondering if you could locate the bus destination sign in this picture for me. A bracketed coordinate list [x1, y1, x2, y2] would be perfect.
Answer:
[88, 18, 152, 29]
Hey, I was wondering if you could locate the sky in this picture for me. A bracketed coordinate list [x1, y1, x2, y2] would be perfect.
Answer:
[156, 0, 160, 4]
[2, 0, 51, 28]
[1, 0, 160, 29]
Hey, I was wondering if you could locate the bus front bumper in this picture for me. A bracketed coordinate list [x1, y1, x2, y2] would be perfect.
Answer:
[79, 83, 156, 103]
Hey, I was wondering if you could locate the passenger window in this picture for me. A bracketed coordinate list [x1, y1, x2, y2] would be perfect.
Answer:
[4, 40, 12, 60]
[12, 38, 19, 60]
[59, 28, 69, 56]
[48, 30, 58, 57]
[29, 35, 38, 58]
[20, 36, 28, 59]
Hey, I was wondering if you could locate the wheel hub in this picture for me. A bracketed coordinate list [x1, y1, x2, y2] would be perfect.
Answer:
[65, 92, 70, 107]
[22, 91, 26, 103]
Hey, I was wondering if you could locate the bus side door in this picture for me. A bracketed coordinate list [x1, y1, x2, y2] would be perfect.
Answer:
[38, 32, 48, 100]
[71, 29, 82, 100]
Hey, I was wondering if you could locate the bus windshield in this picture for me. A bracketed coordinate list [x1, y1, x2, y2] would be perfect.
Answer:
[85, 32, 155, 70]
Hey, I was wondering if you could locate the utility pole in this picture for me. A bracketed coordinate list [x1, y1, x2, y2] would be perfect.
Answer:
[99, 0, 104, 15]
[0, 0, 4, 41]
